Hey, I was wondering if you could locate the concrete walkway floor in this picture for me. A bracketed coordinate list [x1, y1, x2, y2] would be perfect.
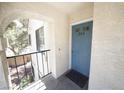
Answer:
[24, 74, 88, 90]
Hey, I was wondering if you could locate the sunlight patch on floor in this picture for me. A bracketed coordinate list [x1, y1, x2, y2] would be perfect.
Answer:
[24, 80, 46, 90]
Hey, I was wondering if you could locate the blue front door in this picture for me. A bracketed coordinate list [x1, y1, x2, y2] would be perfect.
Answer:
[71, 21, 93, 77]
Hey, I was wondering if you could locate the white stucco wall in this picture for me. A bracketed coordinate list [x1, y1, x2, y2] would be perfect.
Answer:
[0, 56, 8, 89]
[0, 3, 69, 88]
[89, 3, 124, 89]
[55, 17, 69, 77]
[69, 3, 94, 24]
[0, 36, 9, 89]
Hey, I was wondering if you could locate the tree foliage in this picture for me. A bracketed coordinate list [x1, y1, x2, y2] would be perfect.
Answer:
[4, 19, 29, 55]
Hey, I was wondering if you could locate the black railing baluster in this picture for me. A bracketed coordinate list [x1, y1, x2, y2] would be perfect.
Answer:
[30, 54, 34, 77]
[14, 57, 20, 80]
[22, 55, 27, 77]
[41, 52, 45, 76]
[7, 50, 50, 90]
[45, 51, 49, 74]
[36, 53, 40, 78]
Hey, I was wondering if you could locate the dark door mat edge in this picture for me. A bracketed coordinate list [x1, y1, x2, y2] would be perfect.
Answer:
[65, 69, 88, 88]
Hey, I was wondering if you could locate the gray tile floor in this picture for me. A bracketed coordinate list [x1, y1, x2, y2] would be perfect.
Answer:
[24, 74, 88, 90]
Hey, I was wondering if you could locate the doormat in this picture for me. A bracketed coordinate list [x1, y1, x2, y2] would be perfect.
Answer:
[65, 69, 88, 88]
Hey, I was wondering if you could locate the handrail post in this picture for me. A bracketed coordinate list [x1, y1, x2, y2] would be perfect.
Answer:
[22, 55, 27, 78]
[46, 51, 49, 74]
[14, 57, 20, 82]
[36, 53, 40, 78]
[30, 54, 34, 77]
[41, 52, 45, 76]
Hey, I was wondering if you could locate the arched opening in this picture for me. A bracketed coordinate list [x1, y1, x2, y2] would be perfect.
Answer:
[0, 11, 56, 90]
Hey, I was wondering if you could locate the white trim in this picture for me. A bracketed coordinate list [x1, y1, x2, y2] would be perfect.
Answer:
[69, 18, 93, 70]
[70, 18, 93, 26]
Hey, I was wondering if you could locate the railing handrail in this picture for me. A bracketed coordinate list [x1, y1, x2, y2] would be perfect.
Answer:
[7, 49, 50, 59]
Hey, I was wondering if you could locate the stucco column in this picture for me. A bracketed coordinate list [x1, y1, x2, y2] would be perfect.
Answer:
[0, 35, 9, 89]
[28, 20, 39, 81]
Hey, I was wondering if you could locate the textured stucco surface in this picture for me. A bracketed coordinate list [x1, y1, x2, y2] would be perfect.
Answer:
[69, 3, 94, 24]
[89, 3, 124, 89]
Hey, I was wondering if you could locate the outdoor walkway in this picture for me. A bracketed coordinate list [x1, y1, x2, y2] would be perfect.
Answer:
[24, 74, 88, 90]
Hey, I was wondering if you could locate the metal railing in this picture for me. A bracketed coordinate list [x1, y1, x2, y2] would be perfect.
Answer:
[7, 49, 50, 90]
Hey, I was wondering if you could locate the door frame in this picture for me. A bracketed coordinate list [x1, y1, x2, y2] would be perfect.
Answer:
[69, 18, 93, 70]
